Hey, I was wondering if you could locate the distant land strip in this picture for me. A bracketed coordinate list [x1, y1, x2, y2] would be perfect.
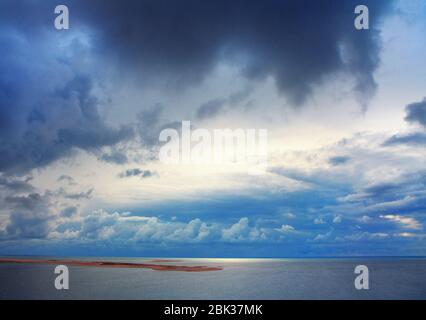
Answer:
[0, 258, 223, 272]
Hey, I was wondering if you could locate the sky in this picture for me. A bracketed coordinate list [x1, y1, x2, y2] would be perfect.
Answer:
[1, 0, 426, 257]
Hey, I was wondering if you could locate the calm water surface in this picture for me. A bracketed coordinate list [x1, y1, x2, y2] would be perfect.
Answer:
[0, 257, 425, 299]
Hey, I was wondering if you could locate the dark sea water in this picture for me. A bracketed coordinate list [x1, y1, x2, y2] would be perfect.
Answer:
[0, 257, 425, 299]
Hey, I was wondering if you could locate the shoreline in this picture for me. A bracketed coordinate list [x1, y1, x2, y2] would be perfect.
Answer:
[0, 258, 223, 272]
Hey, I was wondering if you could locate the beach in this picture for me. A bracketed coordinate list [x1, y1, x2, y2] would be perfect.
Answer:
[0, 258, 222, 272]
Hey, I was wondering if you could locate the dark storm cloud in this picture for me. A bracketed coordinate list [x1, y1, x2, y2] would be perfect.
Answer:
[0, 60, 133, 174]
[0, 0, 394, 175]
[1, 0, 392, 102]
[69, 0, 392, 106]
[52, 77, 134, 150]
[4, 193, 53, 239]
[405, 98, 426, 129]
[0, 4, 134, 175]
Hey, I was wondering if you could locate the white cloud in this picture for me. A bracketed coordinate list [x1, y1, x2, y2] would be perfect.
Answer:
[49, 211, 275, 244]
[314, 217, 325, 225]
[359, 215, 373, 223]
[282, 212, 296, 219]
[314, 231, 331, 241]
[366, 196, 416, 212]
[338, 232, 389, 241]
[221, 217, 265, 242]
[380, 214, 422, 230]
[333, 215, 342, 224]
[275, 224, 295, 233]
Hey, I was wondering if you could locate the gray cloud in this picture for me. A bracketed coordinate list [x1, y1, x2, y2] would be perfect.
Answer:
[119, 168, 157, 179]
[0, 27, 133, 175]
[136, 104, 165, 147]
[196, 99, 226, 120]
[57, 175, 76, 185]
[196, 87, 253, 120]
[2, 0, 391, 108]
[383, 98, 426, 147]
[4, 193, 53, 239]
[60, 206, 78, 218]
[405, 98, 426, 128]
[0, 0, 394, 176]
[5, 193, 46, 211]
[0, 176, 34, 192]
[59, 188, 94, 200]
[99, 150, 129, 165]
[228, 87, 253, 106]
[136, 105, 191, 149]
[383, 132, 426, 147]
[71, 0, 391, 107]
[119, 168, 143, 178]
[0, 68, 133, 174]
[343, 170, 426, 215]
[329, 156, 351, 166]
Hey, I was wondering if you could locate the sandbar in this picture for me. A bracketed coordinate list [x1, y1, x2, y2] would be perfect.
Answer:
[0, 258, 222, 272]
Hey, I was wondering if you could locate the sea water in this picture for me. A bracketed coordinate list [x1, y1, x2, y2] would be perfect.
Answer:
[0, 257, 425, 299]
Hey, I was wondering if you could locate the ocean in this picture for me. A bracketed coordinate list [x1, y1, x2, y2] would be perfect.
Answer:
[0, 257, 425, 299]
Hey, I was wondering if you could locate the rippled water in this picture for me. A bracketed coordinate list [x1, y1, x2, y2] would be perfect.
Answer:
[0, 257, 425, 299]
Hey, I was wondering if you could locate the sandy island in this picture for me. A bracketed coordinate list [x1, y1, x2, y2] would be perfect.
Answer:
[0, 258, 222, 272]
[150, 259, 183, 263]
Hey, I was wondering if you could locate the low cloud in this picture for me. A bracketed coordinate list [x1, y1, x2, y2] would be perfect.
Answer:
[99, 150, 128, 165]
[60, 206, 78, 218]
[405, 98, 426, 128]
[383, 98, 426, 147]
[4, 193, 54, 239]
[380, 214, 422, 230]
[221, 218, 265, 242]
[383, 132, 426, 146]
[329, 156, 351, 166]
[275, 224, 295, 233]
[59, 188, 94, 200]
[118, 168, 158, 179]
[333, 216, 342, 224]
[0, 176, 34, 192]
[314, 217, 326, 225]
[57, 175, 76, 186]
